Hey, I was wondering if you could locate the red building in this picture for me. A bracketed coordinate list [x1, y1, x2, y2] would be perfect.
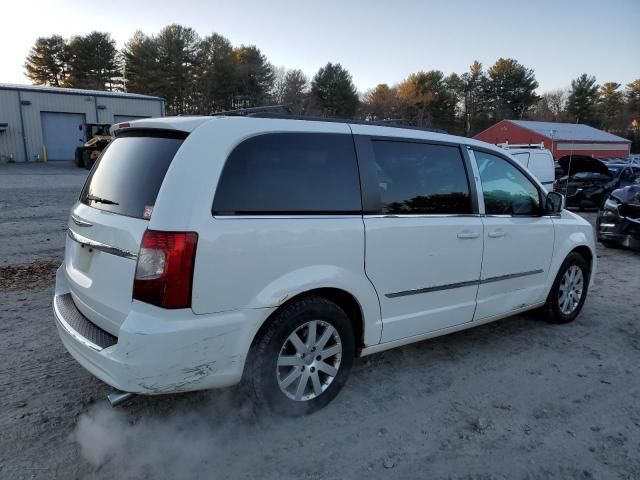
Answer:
[474, 120, 631, 160]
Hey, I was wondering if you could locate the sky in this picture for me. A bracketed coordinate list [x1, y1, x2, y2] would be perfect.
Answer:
[1, 0, 638, 93]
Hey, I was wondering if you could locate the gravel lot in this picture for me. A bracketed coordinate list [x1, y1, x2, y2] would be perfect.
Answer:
[1, 162, 639, 480]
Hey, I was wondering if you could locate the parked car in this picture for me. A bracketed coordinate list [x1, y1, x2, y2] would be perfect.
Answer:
[554, 156, 640, 209]
[597, 177, 640, 251]
[53, 115, 596, 415]
[498, 143, 555, 191]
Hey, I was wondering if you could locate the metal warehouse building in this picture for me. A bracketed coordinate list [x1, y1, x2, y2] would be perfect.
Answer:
[474, 120, 631, 159]
[0, 84, 164, 162]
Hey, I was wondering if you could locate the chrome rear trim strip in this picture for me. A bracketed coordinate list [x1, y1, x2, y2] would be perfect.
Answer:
[70, 213, 93, 227]
[385, 269, 544, 298]
[481, 269, 544, 284]
[386, 279, 479, 298]
[67, 229, 138, 260]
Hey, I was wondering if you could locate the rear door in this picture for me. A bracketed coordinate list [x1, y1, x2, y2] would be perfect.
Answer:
[63, 130, 186, 335]
[470, 148, 554, 320]
[356, 136, 483, 342]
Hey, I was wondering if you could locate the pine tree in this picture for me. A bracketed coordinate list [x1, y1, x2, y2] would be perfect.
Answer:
[24, 35, 70, 87]
[486, 58, 539, 121]
[567, 74, 600, 126]
[310, 63, 359, 118]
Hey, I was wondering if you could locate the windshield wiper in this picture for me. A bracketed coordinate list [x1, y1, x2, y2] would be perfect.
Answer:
[86, 194, 119, 205]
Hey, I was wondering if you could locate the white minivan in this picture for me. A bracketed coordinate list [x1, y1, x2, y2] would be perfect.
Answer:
[53, 114, 596, 415]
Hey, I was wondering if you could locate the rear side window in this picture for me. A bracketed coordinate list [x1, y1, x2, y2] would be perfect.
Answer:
[80, 131, 185, 219]
[370, 141, 472, 214]
[213, 133, 361, 214]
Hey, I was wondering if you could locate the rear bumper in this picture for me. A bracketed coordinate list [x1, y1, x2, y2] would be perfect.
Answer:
[53, 266, 274, 394]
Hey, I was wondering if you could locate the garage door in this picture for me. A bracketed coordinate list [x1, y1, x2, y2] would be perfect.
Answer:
[41, 112, 86, 161]
[114, 115, 149, 123]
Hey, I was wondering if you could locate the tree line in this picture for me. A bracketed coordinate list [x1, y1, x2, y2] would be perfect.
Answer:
[24, 26, 640, 149]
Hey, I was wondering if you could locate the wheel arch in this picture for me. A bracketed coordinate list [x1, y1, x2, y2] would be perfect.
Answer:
[570, 245, 594, 277]
[250, 287, 367, 355]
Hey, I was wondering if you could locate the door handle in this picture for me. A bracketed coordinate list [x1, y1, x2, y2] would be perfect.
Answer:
[457, 230, 480, 239]
[488, 230, 507, 238]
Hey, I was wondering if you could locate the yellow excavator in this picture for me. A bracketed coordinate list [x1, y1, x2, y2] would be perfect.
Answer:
[74, 123, 113, 169]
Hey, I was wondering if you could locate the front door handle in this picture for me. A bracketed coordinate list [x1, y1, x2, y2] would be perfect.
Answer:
[488, 230, 507, 238]
[457, 230, 480, 239]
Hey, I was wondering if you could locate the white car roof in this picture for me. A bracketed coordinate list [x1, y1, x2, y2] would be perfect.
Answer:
[111, 115, 509, 156]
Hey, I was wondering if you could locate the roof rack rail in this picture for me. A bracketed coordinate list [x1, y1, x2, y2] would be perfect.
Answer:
[497, 142, 546, 149]
[211, 105, 292, 117]
[244, 112, 448, 134]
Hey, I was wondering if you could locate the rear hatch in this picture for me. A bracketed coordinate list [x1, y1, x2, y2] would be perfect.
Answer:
[64, 129, 186, 335]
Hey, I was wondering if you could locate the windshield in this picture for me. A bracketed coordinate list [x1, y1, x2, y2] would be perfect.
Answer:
[79, 133, 185, 219]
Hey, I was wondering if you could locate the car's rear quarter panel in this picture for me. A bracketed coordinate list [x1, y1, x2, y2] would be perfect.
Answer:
[149, 118, 383, 347]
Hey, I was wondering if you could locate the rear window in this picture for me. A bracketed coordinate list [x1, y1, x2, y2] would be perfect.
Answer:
[80, 132, 185, 219]
[213, 133, 362, 214]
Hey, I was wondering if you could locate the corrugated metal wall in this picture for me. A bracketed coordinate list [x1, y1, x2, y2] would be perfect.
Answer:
[0, 90, 25, 162]
[0, 87, 164, 162]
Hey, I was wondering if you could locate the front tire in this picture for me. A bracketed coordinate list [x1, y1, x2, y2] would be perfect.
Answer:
[543, 252, 589, 324]
[245, 296, 355, 416]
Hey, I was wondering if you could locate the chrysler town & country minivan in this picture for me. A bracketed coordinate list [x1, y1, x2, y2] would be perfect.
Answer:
[53, 115, 596, 415]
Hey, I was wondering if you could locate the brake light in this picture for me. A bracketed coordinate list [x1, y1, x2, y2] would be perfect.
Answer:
[118, 122, 130, 129]
[133, 230, 198, 309]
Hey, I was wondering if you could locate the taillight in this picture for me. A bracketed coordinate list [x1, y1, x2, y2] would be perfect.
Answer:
[133, 230, 198, 309]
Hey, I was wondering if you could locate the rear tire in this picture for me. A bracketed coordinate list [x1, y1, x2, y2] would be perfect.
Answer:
[245, 296, 354, 416]
[543, 252, 589, 324]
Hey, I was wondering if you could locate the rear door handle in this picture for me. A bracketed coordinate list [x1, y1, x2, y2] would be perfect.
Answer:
[457, 230, 480, 239]
[488, 230, 507, 238]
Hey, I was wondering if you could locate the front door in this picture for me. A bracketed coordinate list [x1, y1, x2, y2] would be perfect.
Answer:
[357, 137, 483, 343]
[470, 149, 554, 320]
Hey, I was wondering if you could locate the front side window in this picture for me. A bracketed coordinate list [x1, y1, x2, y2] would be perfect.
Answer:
[473, 150, 541, 216]
[213, 133, 361, 214]
[370, 141, 472, 214]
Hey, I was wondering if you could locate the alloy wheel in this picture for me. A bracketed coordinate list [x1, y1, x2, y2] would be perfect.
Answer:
[558, 265, 584, 315]
[276, 320, 342, 401]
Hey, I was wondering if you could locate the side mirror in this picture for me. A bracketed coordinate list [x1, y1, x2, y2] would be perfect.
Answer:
[546, 191, 564, 214]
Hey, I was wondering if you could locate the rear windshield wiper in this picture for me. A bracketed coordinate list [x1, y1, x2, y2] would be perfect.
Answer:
[85, 194, 119, 205]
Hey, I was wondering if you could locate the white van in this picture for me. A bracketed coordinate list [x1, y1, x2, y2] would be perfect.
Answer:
[499, 143, 555, 191]
[53, 114, 595, 415]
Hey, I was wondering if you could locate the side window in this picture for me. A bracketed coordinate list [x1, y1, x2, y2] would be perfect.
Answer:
[370, 141, 472, 214]
[213, 133, 361, 214]
[473, 150, 541, 216]
[621, 168, 634, 182]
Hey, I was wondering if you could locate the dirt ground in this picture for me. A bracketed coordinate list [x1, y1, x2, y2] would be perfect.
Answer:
[1, 162, 639, 480]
